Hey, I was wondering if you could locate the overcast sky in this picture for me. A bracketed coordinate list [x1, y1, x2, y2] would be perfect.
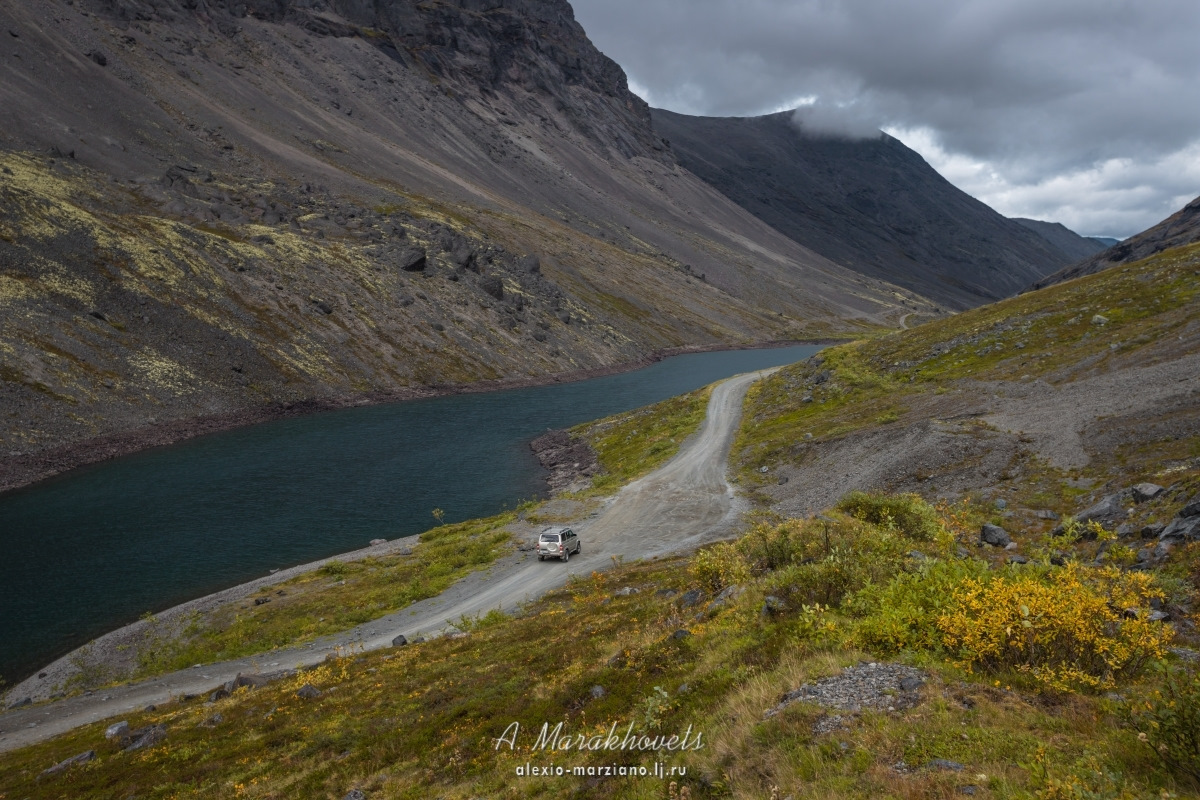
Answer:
[570, 0, 1200, 239]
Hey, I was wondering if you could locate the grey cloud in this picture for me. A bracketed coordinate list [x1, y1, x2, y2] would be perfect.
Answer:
[571, 0, 1200, 237]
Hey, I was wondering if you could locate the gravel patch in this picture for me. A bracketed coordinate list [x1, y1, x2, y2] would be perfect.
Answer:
[765, 662, 927, 722]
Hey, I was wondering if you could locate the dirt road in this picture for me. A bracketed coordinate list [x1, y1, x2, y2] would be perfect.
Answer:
[0, 369, 772, 753]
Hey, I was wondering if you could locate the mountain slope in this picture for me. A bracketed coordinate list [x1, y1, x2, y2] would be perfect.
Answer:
[652, 109, 1083, 310]
[1011, 217, 1108, 262]
[0, 0, 927, 489]
[1032, 195, 1200, 289]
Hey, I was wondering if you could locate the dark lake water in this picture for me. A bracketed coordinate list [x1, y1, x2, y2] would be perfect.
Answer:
[0, 344, 822, 685]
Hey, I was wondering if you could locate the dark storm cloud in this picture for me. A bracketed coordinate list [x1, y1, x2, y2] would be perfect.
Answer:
[569, 0, 1200, 237]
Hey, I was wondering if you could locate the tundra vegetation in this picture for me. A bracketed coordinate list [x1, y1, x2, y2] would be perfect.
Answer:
[3, 245, 1199, 798]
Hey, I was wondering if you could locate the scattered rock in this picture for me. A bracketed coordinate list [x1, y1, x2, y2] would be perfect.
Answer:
[1035, 509, 1059, 520]
[41, 750, 95, 776]
[1076, 493, 1130, 527]
[706, 584, 745, 614]
[200, 713, 223, 728]
[926, 758, 965, 771]
[614, 586, 640, 597]
[105, 721, 130, 740]
[678, 589, 704, 608]
[1091, 314, 1109, 325]
[1008, 554, 1029, 565]
[296, 684, 323, 699]
[1132, 484, 1165, 503]
[994, 499, 1007, 510]
[87, 50, 107, 67]
[479, 274, 504, 300]
[7, 696, 32, 709]
[397, 246, 427, 272]
[1148, 611, 1171, 623]
[1180, 495, 1200, 519]
[369, 538, 387, 546]
[123, 724, 167, 751]
[590, 685, 607, 699]
[392, 634, 408, 647]
[254, 597, 271, 606]
[671, 629, 692, 640]
[344, 790, 367, 800]
[208, 688, 230, 702]
[1160, 515, 1200, 543]
[761, 595, 787, 617]
[980, 524, 1011, 547]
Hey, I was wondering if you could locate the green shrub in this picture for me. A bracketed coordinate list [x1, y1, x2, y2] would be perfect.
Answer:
[835, 491, 946, 543]
[750, 515, 924, 608]
[851, 558, 990, 654]
[1125, 662, 1200, 782]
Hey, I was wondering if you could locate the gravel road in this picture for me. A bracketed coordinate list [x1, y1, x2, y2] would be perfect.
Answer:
[0, 369, 773, 753]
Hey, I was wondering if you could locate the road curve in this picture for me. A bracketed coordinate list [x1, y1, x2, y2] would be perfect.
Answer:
[0, 368, 773, 753]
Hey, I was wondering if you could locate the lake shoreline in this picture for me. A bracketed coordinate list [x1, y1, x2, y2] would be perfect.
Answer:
[0, 339, 836, 497]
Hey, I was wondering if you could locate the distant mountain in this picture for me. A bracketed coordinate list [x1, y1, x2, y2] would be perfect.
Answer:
[1090, 237, 1122, 248]
[0, 0, 928, 488]
[1031, 196, 1200, 289]
[1011, 218, 1108, 262]
[652, 109, 1085, 310]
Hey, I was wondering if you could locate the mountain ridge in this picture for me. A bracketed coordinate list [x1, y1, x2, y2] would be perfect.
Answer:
[651, 108, 1088, 310]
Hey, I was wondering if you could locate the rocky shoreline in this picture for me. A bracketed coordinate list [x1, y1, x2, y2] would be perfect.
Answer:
[0, 339, 830, 496]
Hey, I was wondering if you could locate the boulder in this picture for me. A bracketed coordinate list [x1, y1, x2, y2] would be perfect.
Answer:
[761, 595, 787, 617]
[124, 724, 167, 752]
[41, 750, 95, 776]
[1132, 483, 1165, 503]
[370, 538, 387, 546]
[671, 629, 692, 640]
[479, 274, 504, 300]
[1180, 495, 1200, 519]
[208, 688, 230, 702]
[678, 589, 704, 608]
[1007, 554, 1029, 565]
[296, 684, 322, 699]
[980, 524, 1011, 547]
[105, 721, 130, 740]
[397, 246, 427, 272]
[1160, 516, 1200, 543]
[7, 696, 32, 709]
[519, 254, 541, 273]
[448, 245, 477, 271]
[590, 685, 607, 699]
[1076, 493, 1129, 525]
[392, 634, 408, 647]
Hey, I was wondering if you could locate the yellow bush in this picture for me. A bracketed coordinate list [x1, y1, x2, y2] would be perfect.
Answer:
[937, 564, 1171, 692]
[691, 541, 750, 595]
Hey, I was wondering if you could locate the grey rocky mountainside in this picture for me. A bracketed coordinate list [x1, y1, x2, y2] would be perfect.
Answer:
[1031, 195, 1200, 289]
[1010, 218, 1108, 263]
[651, 109, 1088, 310]
[1, 0, 932, 488]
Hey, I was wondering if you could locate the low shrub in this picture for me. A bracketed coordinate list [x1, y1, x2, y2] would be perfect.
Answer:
[937, 563, 1171, 692]
[851, 558, 990, 654]
[835, 491, 947, 543]
[691, 541, 750, 595]
[1124, 662, 1200, 783]
[748, 514, 931, 607]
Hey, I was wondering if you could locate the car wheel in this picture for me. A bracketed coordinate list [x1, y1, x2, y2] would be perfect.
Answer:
[538, 554, 544, 561]
[562, 549, 569, 562]
[576, 542, 582, 554]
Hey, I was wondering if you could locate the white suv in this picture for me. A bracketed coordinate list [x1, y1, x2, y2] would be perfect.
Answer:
[536, 526, 581, 562]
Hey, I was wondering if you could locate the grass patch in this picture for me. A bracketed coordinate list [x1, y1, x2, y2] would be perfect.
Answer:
[572, 384, 714, 494]
[131, 513, 517, 679]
